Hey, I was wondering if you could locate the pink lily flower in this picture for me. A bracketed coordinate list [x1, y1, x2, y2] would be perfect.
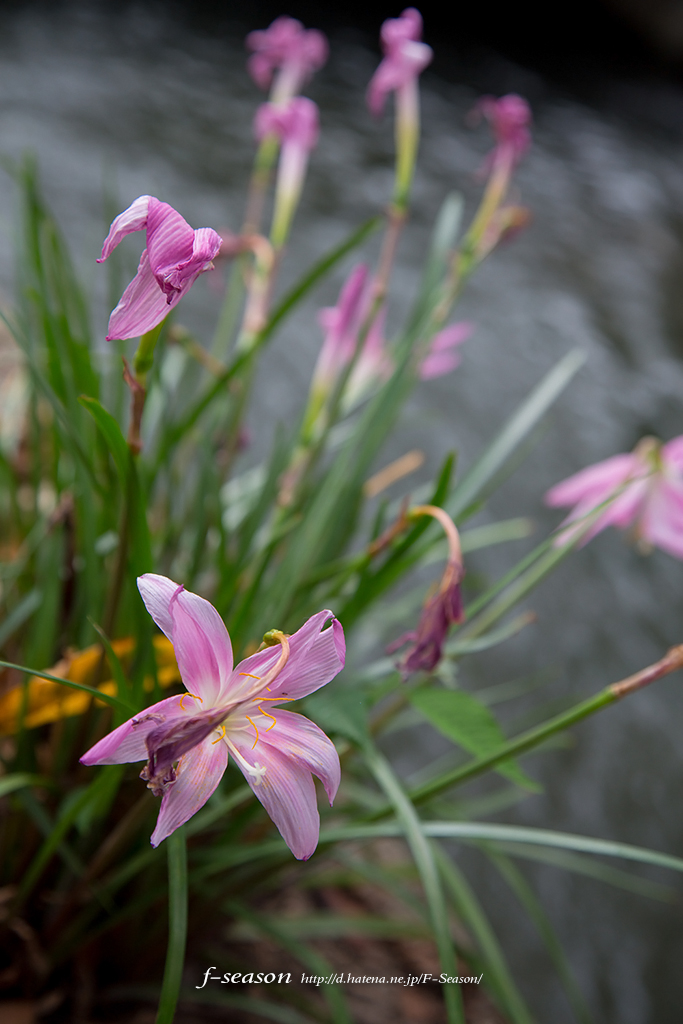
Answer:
[246, 16, 328, 103]
[254, 97, 320, 247]
[98, 196, 222, 342]
[312, 264, 392, 408]
[545, 436, 683, 558]
[474, 94, 532, 176]
[81, 575, 345, 859]
[366, 7, 433, 117]
[419, 322, 474, 380]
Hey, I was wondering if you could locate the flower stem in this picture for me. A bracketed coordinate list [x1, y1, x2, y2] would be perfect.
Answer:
[155, 826, 188, 1024]
[371, 645, 683, 816]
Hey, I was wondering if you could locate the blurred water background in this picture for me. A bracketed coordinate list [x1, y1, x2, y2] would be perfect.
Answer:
[1, 1, 683, 1020]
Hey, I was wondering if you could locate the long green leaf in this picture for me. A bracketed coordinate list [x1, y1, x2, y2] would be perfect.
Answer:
[156, 828, 188, 1024]
[0, 658, 135, 713]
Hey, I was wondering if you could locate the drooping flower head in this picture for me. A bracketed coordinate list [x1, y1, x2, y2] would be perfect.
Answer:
[81, 575, 345, 859]
[545, 435, 683, 559]
[419, 322, 474, 380]
[246, 16, 328, 103]
[254, 97, 320, 247]
[98, 197, 222, 341]
[367, 7, 433, 117]
[388, 505, 465, 675]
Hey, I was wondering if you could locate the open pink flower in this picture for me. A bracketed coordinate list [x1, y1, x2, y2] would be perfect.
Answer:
[81, 575, 345, 859]
[367, 7, 433, 117]
[98, 197, 222, 341]
[545, 436, 683, 558]
[246, 16, 328, 101]
[419, 322, 474, 380]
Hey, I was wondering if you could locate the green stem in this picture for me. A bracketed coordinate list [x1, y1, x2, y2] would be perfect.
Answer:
[156, 827, 188, 1024]
[373, 645, 683, 815]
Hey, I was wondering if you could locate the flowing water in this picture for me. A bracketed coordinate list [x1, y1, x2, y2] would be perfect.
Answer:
[1, 3, 682, 1020]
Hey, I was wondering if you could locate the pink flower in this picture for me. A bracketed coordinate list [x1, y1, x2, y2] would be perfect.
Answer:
[246, 16, 328, 101]
[545, 436, 683, 558]
[312, 264, 391, 405]
[98, 197, 222, 341]
[81, 575, 345, 859]
[367, 7, 433, 117]
[419, 322, 474, 380]
[474, 94, 531, 175]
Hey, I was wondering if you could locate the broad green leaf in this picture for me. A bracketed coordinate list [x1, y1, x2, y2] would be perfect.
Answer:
[410, 688, 541, 791]
[0, 772, 48, 798]
[79, 396, 129, 484]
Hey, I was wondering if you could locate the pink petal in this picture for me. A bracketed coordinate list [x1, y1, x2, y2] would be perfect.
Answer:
[170, 589, 233, 704]
[663, 436, 683, 473]
[231, 737, 321, 859]
[106, 248, 174, 341]
[80, 693, 187, 765]
[642, 479, 683, 559]
[137, 573, 178, 641]
[150, 734, 228, 847]
[257, 709, 340, 804]
[544, 454, 640, 508]
[419, 350, 462, 380]
[98, 195, 150, 262]
[234, 610, 345, 702]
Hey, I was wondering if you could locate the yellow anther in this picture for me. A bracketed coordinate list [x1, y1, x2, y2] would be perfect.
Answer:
[211, 725, 226, 745]
[246, 715, 260, 749]
[257, 696, 294, 702]
[258, 706, 277, 732]
[239, 672, 261, 679]
[180, 692, 203, 709]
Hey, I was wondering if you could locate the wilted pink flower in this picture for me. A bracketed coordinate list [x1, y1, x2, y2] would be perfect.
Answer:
[474, 94, 531, 175]
[545, 436, 683, 558]
[81, 575, 345, 859]
[98, 197, 222, 341]
[388, 505, 464, 675]
[367, 7, 433, 117]
[246, 16, 328, 101]
[419, 322, 474, 380]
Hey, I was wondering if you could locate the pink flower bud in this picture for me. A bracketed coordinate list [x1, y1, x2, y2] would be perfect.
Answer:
[246, 16, 328, 97]
[367, 7, 433, 117]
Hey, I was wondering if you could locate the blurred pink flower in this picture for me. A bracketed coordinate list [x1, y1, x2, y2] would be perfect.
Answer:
[246, 16, 328, 101]
[474, 94, 531, 175]
[98, 196, 222, 341]
[419, 322, 474, 380]
[545, 436, 683, 558]
[312, 264, 392, 408]
[82, 575, 345, 859]
[367, 7, 433, 117]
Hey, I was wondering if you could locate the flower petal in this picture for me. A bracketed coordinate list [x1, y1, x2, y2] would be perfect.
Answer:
[145, 198, 195, 286]
[256, 708, 340, 804]
[80, 693, 187, 765]
[544, 454, 639, 509]
[106, 248, 175, 341]
[170, 588, 233, 704]
[137, 573, 179, 641]
[231, 736, 321, 860]
[234, 610, 345, 702]
[98, 195, 150, 262]
[642, 479, 683, 559]
[150, 734, 228, 847]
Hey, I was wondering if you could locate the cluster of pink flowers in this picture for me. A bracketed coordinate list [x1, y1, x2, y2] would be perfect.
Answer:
[366, 7, 433, 117]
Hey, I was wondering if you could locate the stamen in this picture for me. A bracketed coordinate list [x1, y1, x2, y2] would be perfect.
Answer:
[258, 696, 294, 702]
[226, 738, 267, 784]
[179, 692, 204, 710]
[245, 715, 260, 749]
[241, 633, 291, 701]
[258, 706, 277, 731]
[239, 672, 261, 679]
[211, 725, 226, 745]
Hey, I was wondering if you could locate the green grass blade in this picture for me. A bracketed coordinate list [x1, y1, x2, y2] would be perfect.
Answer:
[156, 827, 188, 1024]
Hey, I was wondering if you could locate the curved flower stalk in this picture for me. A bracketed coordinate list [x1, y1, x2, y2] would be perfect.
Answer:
[254, 97, 320, 249]
[367, 7, 433, 209]
[81, 575, 345, 859]
[388, 505, 464, 675]
[545, 436, 683, 558]
[246, 16, 328, 104]
[98, 196, 222, 342]
[464, 94, 532, 265]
